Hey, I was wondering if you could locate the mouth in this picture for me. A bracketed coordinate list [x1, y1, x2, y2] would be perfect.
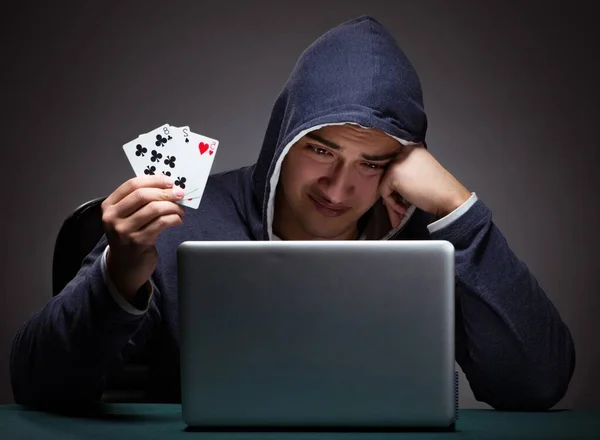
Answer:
[308, 195, 351, 217]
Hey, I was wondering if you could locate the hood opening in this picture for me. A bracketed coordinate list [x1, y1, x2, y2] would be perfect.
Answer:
[266, 122, 420, 241]
[251, 15, 428, 240]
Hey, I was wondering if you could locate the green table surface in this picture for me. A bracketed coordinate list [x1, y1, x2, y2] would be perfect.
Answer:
[0, 404, 599, 440]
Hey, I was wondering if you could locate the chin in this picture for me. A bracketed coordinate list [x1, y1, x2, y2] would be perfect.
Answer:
[301, 217, 355, 240]
[293, 196, 363, 239]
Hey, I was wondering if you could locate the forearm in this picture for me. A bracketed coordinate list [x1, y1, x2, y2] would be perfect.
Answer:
[431, 199, 576, 410]
[10, 239, 159, 407]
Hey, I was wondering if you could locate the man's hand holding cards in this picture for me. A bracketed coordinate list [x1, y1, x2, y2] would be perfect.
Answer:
[123, 123, 219, 209]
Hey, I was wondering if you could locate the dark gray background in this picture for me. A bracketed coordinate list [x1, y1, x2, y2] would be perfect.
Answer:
[1, 1, 598, 408]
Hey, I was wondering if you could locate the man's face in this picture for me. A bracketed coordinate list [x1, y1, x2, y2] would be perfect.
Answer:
[275, 124, 401, 240]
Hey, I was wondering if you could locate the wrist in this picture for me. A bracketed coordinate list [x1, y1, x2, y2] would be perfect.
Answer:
[437, 189, 471, 219]
[106, 249, 144, 303]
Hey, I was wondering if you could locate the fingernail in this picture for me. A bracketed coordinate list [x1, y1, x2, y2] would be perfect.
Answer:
[173, 188, 185, 198]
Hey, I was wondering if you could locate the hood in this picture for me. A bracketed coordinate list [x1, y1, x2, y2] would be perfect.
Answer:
[251, 15, 428, 240]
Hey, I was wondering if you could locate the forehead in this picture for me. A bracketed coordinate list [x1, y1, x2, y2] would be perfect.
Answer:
[305, 124, 399, 151]
[316, 123, 385, 138]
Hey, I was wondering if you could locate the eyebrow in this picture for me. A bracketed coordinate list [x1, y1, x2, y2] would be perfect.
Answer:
[306, 132, 400, 161]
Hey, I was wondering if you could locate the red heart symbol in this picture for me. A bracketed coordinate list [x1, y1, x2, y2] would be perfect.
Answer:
[198, 142, 209, 155]
[209, 150, 214, 155]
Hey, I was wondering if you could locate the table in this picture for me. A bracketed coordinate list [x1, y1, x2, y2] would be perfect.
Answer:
[0, 404, 598, 439]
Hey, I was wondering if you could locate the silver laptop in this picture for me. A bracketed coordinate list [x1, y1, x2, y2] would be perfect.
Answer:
[177, 240, 457, 431]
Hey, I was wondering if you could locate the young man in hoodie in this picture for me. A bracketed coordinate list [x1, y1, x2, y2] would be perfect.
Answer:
[11, 16, 575, 411]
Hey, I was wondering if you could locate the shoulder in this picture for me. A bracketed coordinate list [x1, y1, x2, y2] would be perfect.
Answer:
[202, 165, 254, 209]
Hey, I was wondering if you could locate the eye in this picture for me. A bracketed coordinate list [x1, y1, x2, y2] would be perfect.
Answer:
[362, 162, 387, 170]
[308, 145, 331, 156]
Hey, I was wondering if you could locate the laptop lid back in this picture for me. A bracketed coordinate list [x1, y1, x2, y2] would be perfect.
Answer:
[178, 240, 456, 428]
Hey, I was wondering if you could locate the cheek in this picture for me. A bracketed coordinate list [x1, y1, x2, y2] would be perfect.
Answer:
[355, 175, 383, 205]
[283, 157, 326, 189]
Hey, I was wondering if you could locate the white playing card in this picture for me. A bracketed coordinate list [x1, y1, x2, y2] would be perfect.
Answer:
[123, 123, 195, 192]
[123, 124, 219, 210]
[168, 129, 219, 209]
[123, 123, 175, 177]
[136, 124, 182, 178]
[168, 125, 200, 195]
[170, 125, 191, 145]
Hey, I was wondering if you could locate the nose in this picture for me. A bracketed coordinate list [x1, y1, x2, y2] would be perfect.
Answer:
[318, 162, 355, 203]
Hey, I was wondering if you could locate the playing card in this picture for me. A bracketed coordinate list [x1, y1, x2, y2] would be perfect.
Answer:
[170, 125, 191, 145]
[122, 124, 219, 210]
[168, 128, 219, 209]
[123, 123, 175, 177]
[123, 123, 196, 191]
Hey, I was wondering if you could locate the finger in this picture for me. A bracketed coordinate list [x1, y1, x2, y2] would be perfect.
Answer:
[103, 175, 174, 208]
[382, 192, 408, 216]
[390, 192, 408, 213]
[384, 200, 402, 229]
[112, 186, 185, 220]
[129, 213, 184, 247]
[121, 200, 186, 233]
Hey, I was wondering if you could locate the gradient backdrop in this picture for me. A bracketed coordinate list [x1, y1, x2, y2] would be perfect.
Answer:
[2, 1, 598, 408]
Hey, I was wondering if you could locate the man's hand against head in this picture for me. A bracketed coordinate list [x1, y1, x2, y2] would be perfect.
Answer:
[379, 144, 471, 228]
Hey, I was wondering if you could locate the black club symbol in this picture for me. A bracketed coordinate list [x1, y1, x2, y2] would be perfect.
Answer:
[155, 134, 168, 146]
[164, 156, 176, 168]
[144, 165, 156, 175]
[162, 171, 171, 177]
[150, 150, 162, 162]
[135, 144, 147, 157]
[174, 177, 186, 189]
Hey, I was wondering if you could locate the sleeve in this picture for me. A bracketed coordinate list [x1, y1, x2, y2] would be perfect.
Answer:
[429, 197, 576, 411]
[9, 234, 162, 408]
[100, 246, 153, 315]
[427, 193, 478, 233]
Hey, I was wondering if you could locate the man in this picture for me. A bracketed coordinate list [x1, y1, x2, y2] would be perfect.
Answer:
[11, 15, 575, 410]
